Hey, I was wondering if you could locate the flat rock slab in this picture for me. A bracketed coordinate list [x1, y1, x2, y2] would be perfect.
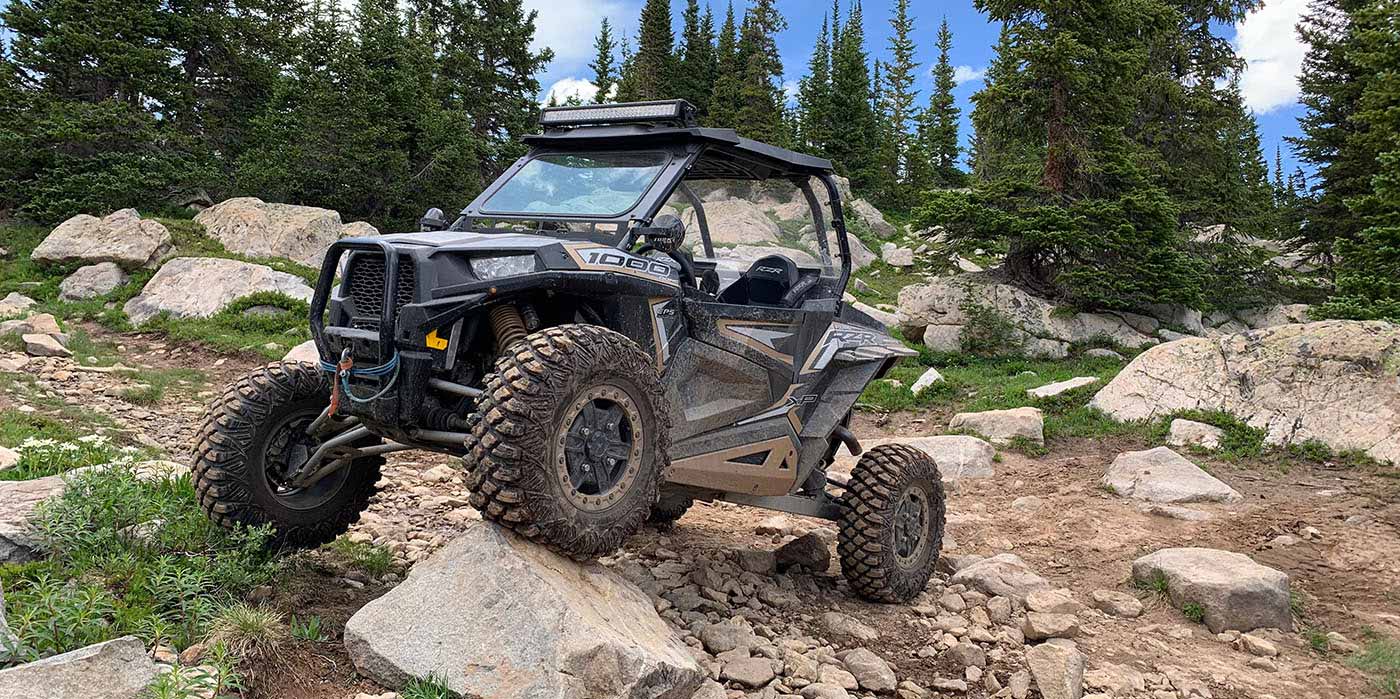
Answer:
[1103, 447, 1241, 504]
[1027, 377, 1098, 399]
[833, 435, 996, 480]
[1131, 547, 1291, 633]
[0, 475, 66, 563]
[345, 522, 702, 699]
[0, 636, 164, 699]
[949, 407, 1044, 445]
[949, 553, 1051, 605]
[123, 257, 313, 326]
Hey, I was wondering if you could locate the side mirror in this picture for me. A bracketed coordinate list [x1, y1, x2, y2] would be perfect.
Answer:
[419, 207, 447, 232]
[636, 214, 686, 253]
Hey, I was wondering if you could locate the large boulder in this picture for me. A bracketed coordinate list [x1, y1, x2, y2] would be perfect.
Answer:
[345, 522, 703, 699]
[1233, 304, 1312, 330]
[897, 277, 1157, 354]
[58, 262, 130, 301]
[31, 209, 172, 271]
[0, 475, 66, 563]
[832, 435, 996, 481]
[123, 257, 314, 326]
[1090, 320, 1400, 465]
[1132, 548, 1291, 633]
[848, 198, 896, 237]
[0, 636, 164, 699]
[1102, 447, 1241, 504]
[195, 197, 374, 267]
[681, 199, 782, 246]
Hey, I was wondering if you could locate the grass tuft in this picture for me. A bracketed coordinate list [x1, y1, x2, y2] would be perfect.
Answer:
[325, 537, 395, 577]
[207, 603, 288, 660]
[1349, 633, 1400, 694]
[402, 674, 460, 699]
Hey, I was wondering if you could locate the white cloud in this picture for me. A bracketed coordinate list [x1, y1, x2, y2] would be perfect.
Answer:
[524, 0, 630, 66]
[1234, 0, 1310, 113]
[782, 80, 801, 105]
[542, 77, 602, 105]
[952, 66, 986, 86]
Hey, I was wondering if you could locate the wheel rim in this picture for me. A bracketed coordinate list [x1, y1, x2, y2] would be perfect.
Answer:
[893, 485, 930, 566]
[262, 408, 352, 511]
[555, 384, 645, 512]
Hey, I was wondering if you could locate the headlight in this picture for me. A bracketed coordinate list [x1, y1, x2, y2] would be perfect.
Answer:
[471, 255, 538, 280]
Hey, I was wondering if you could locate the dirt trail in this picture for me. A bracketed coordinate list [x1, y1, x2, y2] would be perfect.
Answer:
[4, 324, 1397, 699]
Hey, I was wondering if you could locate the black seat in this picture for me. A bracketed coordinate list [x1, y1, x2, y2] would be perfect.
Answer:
[717, 254, 798, 306]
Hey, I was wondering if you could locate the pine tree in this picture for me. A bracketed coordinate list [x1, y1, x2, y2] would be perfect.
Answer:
[619, 0, 678, 101]
[969, 23, 1036, 183]
[872, 0, 918, 207]
[796, 15, 833, 155]
[707, 1, 742, 127]
[676, 0, 718, 115]
[734, 0, 789, 144]
[918, 17, 961, 188]
[827, 1, 880, 195]
[589, 18, 619, 103]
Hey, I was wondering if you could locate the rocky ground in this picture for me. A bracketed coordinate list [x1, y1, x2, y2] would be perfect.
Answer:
[2, 323, 1397, 699]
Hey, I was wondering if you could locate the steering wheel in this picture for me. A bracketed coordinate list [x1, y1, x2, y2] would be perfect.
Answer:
[636, 215, 699, 292]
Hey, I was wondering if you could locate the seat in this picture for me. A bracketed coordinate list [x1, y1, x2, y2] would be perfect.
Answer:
[717, 254, 799, 306]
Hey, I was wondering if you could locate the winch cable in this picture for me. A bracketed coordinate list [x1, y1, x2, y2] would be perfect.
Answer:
[320, 348, 401, 405]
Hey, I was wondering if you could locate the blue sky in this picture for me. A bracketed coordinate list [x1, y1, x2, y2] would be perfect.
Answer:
[531, 0, 1313, 177]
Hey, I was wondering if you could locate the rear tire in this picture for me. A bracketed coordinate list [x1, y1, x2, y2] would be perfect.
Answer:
[837, 444, 946, 603]
[191, 362, 383, 549]
[463, 324, 672, 559]
[648, 489, 694, 526]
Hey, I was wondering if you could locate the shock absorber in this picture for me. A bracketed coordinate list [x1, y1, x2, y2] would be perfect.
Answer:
[489, 304, 527, 353]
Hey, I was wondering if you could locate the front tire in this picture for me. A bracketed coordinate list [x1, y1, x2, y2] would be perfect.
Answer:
[191, 362, 383, 548]
[463, 325, 672, 559]
[837, 444, 946, 603]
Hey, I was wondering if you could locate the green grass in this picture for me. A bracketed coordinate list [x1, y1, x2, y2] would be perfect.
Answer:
[1134, 572, 1171, 597]
[1349, 633, 1400, 694]
[402, 674, 460, 699]
[207, 603, 288, 660]
[1182, 602, 1206, 624]
[324, 536, 395, 577]
[290, 614, 330, 643]
[1305, 627, 1332, 653]
[114, 365, 209, 406]
[0, 433, 128, 481]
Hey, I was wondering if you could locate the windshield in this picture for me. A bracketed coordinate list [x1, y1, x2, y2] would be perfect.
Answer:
[481, 152, 668, 217]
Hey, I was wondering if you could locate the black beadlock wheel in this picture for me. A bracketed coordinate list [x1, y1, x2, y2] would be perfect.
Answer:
[191, 362, 383, 548]
[463, 324, 672, 559]
[837, 443, 947, 603]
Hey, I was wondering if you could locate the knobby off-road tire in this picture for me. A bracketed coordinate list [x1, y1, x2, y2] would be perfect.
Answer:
[838, 443, 947, 603]
[647, 488, 694, 526]
[192, 362, 383, 549]
[463, 324, 672, 559]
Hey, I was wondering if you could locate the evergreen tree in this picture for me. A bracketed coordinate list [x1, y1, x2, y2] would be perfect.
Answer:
[874, 0, 917, 207]
[917, 17, 961, 188]
[827, 1, 880, 195]
[969, 23, 1037, 183]
[795, 15, 834, 155]
[676, 0, 718, 115]
[618, 0, 678, 101]
[734, 0, 789, 144]
[589, 18, 619, 103]
[707, 1, 742, 127]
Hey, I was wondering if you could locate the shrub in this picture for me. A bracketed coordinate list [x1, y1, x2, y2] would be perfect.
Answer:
[958, 300, 1019, 357]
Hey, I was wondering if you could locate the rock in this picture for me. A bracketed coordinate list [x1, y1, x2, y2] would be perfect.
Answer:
[0, 636, 164, 698]
[882, 244, 914, 267]
[800, 683, 851, 699]
[953, 256, 983, 273]
[1102, 447, 1241, 504]
[850, 300, 902, 330]
[949, 407, 1044, 446]
[920, 325, 962, 353]
[0, 582, 14, 661]
[22, 333, 71, 358]
[342, 220, 380, 238]
[1090, 320, 1400, 465]
[1136, 502, 1214, 521]
[1008, 670, 1032, 699]
[0, 293, 35, 317]
[344, 522, 702, 699]
[0, 447, 17, 472]
[849, 199, 896, 237]
[1026, 590, 1084, 615]
[59, 262, 130, 301]
[821, 612, 879, 642]
[1234, 304, 1311, 329]
[737, 547, 777, 574]
[819, 665, 859, 690]
[1027, 377, 1098, 399]
[945, 643, 986, 668]
[1089, 590, 1143, 618]
[930, 678, 969, 693]
[0, 474, 64, 563]
[776, 533, 830, 572]
[1021, 612, 1080, 640]
[195, 197, 367, 267]
[756, 515, 794, 536]
[711, 244, 820, 268]
[31, 209, 172, 270]
[1025, 641, 1085, 699]
[700, 620, 756, 654]
[283, 339, 320, 364]
[123, 257, 314, 326]
[833, 435, 995, 481]
[910, 368, 944, 396]
[1130, 547, 1291, 633]
[721, 657, 775, 688]
[1084, 348, 1125, 361]
[1167, 419, 1225, 451]
[841, 648, 896, 692]
[682, 200, 782, 246]
[1237, 633, 1278, 657]
[950, 554, 1051, 604]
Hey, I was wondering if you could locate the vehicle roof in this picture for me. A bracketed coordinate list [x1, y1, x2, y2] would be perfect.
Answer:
[523, 124, 834, 177]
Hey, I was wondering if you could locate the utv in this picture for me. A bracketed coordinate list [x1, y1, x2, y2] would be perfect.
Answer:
[192, 100, 946, 602]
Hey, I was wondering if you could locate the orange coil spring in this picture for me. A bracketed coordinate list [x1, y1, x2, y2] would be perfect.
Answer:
[489, 304, 527, 352]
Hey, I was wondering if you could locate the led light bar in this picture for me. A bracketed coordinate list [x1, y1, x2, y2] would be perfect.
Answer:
[539, 100, 695, 127]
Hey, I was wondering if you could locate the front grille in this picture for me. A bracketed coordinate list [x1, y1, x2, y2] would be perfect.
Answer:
[346, 254, 416, 318]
